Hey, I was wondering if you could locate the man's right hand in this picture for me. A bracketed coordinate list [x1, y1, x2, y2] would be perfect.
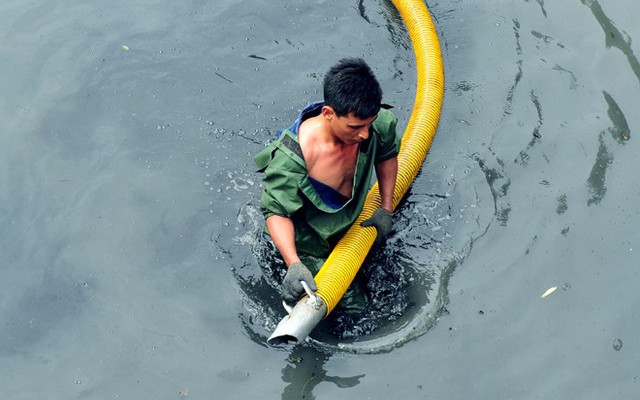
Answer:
[282, 261, 317, 304]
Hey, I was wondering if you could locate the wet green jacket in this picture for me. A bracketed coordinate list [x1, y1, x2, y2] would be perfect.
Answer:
[254, 108, 399, 258]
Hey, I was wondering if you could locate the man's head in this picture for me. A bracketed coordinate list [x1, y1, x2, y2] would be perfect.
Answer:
[323, 58, 382, 119]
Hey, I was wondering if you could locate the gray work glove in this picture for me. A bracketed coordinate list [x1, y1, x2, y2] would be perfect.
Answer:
[360, 208, 393, 246]
[282, 261, 317, 304]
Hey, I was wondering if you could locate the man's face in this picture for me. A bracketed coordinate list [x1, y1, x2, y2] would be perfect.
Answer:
[324, 107, 378, 145]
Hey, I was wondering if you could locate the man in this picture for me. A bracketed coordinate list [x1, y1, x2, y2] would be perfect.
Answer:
[255, 58, 399, 305]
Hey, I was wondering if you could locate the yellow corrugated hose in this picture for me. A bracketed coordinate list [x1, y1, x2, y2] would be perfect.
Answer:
[314, 0, 445, 315]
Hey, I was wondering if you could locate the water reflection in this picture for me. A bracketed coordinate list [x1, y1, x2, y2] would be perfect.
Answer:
[514, 90, 543, 167]
[585, 90, 631, 206]
[586, 132, 613, 206]
[551, 64, 578, 90]
[281, 345, 364, 400]
[581, 0, 640, 84]
[503, 19, 523, 117]
[1, 272, 88, 356]
[602, 91, 631, 143]
[475, 156, 512, 226]
[528, 0, 548, 18]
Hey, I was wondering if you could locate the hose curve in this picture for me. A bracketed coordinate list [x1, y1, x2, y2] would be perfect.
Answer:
[314, 0, 445, 315]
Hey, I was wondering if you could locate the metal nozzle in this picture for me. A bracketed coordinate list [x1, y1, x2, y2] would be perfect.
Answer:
[267, 281, 327, 345]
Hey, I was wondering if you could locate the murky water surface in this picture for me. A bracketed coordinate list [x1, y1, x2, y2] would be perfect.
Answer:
[2, 0, 639, 398]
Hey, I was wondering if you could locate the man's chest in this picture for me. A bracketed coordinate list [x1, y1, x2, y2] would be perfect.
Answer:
[306, 146, 359, 196]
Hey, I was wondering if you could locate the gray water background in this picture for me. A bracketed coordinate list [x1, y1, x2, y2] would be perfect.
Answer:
[2, 0, 639, 398]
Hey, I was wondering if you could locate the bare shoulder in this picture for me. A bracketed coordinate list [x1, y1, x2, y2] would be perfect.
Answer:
[298, 116, 323, 163]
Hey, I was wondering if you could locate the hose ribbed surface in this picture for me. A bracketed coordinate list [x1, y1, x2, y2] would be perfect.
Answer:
[314, 0, 445, 315]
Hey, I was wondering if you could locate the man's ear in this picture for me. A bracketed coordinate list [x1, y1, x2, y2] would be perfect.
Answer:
[321, 105, 335, 120]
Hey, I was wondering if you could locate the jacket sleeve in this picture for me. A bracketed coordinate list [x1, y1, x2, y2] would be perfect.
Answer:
[373, 109, 399, 162]
[259, 150, 306, 219]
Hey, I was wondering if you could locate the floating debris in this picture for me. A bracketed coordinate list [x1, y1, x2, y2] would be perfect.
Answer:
[541, 286, 557, 298]
[215, 72, 234, 83]
[121, 45, 130, 51]
[613, 338, 623, 351]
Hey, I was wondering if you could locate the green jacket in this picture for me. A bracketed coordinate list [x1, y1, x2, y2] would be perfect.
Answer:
[255, 108, 399, 258]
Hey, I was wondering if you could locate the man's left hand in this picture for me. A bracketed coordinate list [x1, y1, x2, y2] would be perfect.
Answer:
[361, 208, 393, 246]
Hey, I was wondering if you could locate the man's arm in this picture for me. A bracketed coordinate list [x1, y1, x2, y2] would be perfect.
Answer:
[361, 155, 398, 245]
[375, 156, 398, 212]
[265, 214, 301, 266]
[266, 214, 317, 303]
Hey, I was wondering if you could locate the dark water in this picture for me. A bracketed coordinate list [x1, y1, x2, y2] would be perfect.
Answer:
[2, 0, 639, 398]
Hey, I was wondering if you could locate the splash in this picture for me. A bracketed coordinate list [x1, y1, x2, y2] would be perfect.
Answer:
[228, 168, 491, 354]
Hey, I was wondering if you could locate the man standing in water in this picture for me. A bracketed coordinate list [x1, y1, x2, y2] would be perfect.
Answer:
[255, 58, 399, 305]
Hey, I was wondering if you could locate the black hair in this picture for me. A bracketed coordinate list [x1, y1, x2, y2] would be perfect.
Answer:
[323, 58, 382, 119]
